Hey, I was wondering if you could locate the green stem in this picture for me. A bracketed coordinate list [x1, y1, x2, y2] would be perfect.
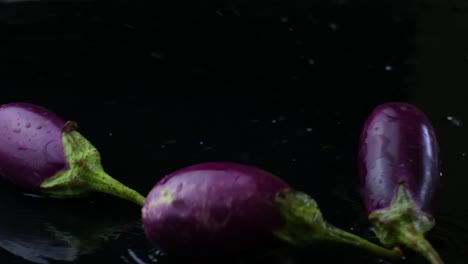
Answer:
[320, 223, 402, 259]
[272, 189, 402, 259]
[396, 223, 443, 264]
[40, 126, 146, 207]
[81, 168, 145, 206]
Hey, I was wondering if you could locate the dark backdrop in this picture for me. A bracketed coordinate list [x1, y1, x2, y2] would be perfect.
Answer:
[1, 1, 468, 263]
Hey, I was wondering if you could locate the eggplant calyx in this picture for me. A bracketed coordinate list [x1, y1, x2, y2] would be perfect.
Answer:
[40, 129, 145, 206]
[369, 184, 443, 264]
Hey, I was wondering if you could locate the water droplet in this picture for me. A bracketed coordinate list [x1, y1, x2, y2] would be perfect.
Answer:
[161, 144, 166, 149]
[288, 27, 294, 32]
[308, 58, 315, 65]
[109, 132, 113, 136]
[127, 249, 147, 264]
[18, 145, 28, 151]
[149, 52, 161, 59]
[461, 152, 466, 157]
[328, 22, 339, 31]
[439, 172, 443, 177]
[176, 183, 183, 193]
[307, 15, 318, 24]
[321, 145, 334, 150]
[446, 116, 462, 126]
[392, 16, 403, 23]
[36, 125, 42, 130]
[25, 123, 31, 128]
[384, 65, 393, 71]
[123, 23, 136, 29]
[280, 16, 289, 23]
[199, 141, 204, 145]
[271, 119, 277, 124]
[306, 127, 313, 132]
[240, 152, 251, 161]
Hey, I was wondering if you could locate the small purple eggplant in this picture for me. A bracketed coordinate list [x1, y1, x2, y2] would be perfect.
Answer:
[359, 102, 443, 264]
[142, 162, 402, 257]
[0, 102, 145, 206]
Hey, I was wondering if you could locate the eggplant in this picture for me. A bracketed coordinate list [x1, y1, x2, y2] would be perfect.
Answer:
[0, 102, 145, 206]
[359, 102, 443, 263]
[142, 162, 402, 258]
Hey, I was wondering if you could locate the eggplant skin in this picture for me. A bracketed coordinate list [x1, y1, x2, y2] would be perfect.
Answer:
[142, 162, 289, 255]
[0, 102, 69, 190]
[359, 102, 440, 214]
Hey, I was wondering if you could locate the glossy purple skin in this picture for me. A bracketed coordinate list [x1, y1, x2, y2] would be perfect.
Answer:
[0, 102, 68, 189]
[359, 102, 440, 214]
[142, 162, 289, 255]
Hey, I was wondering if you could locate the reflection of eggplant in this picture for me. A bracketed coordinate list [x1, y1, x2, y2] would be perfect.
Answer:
[0, 182, 141, 264]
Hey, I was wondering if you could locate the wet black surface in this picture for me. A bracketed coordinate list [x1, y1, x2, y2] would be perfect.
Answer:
[1, 0, 468, 263]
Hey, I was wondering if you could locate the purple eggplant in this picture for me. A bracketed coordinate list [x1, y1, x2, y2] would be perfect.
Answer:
[359, 102, 443, 264]
[142, 162, 402, 257]
[0, 102, 145, 206]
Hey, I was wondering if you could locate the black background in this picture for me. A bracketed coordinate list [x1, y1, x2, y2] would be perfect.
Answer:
[1, 0, 468, 263]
